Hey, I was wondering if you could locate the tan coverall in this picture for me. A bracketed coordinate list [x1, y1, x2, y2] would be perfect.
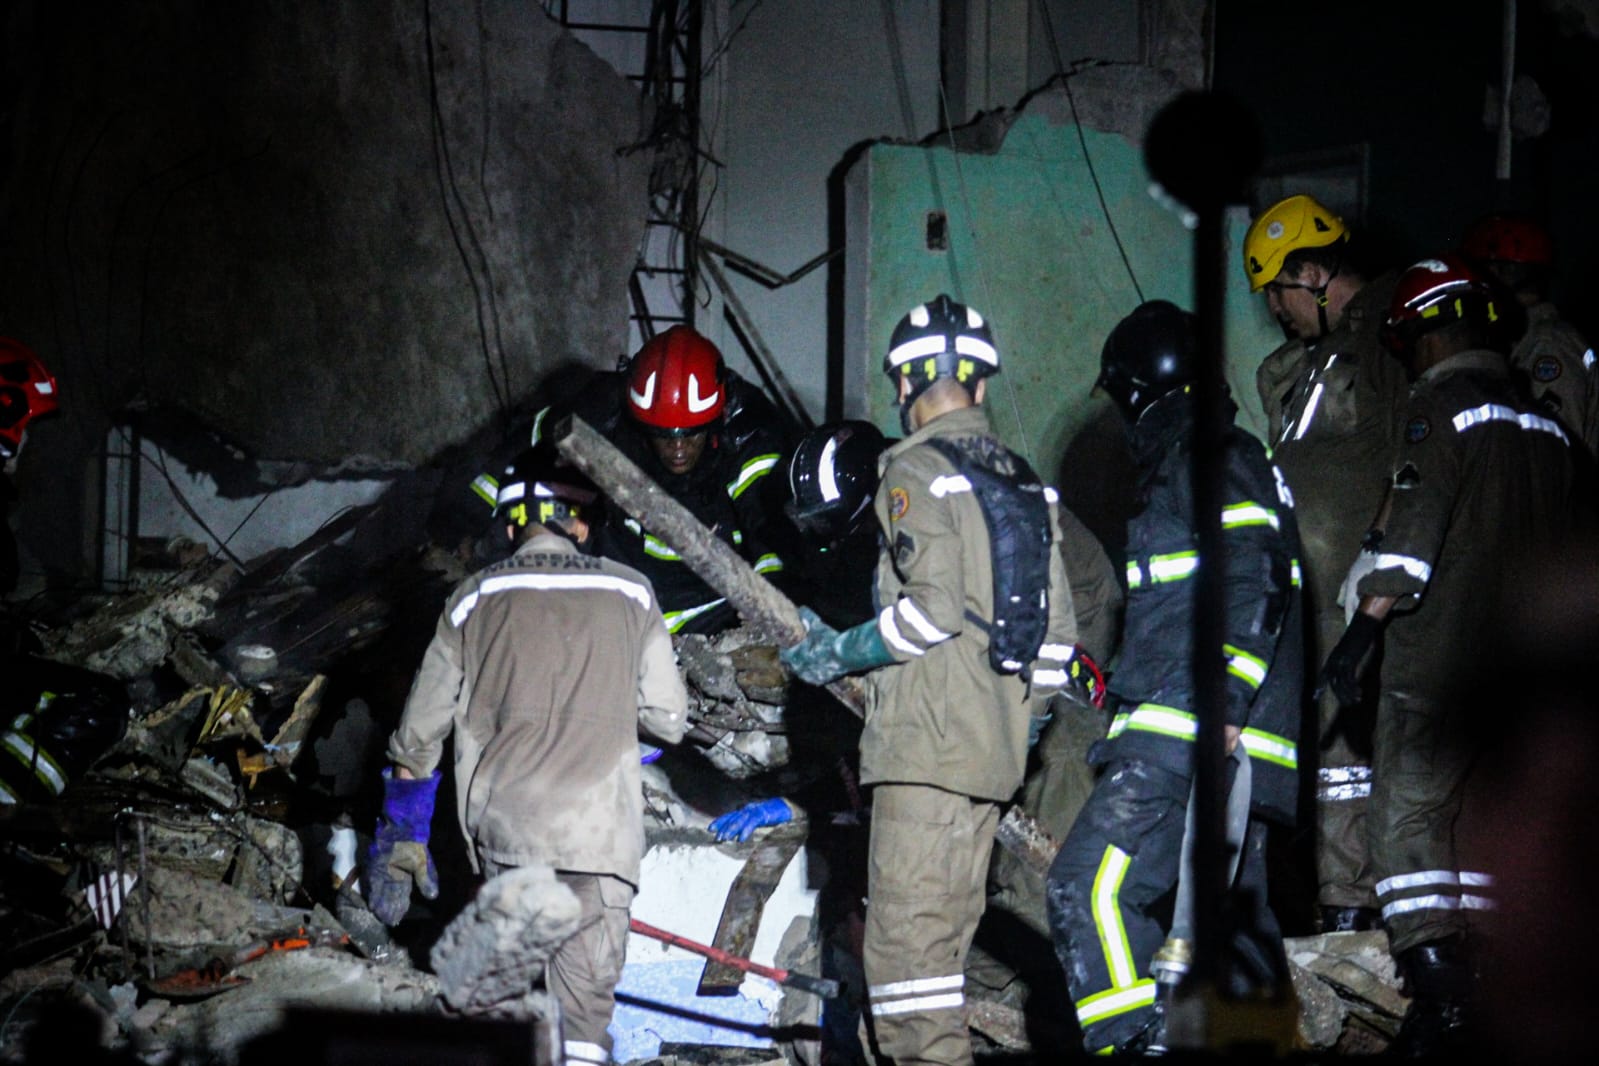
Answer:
[388, 532, 688, 1065]
[859, 404, 1077, 1066]
[1257, 273, 1407, 914]
[1511, 300, 1599, 458]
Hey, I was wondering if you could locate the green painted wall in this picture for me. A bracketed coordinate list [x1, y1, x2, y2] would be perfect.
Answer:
[856, 111, 1285, 476]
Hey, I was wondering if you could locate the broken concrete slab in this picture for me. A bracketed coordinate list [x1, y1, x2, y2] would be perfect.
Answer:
[1284, 930, 1408, 1051]
[429, 864, 580, 1020]
[40, 562, 239, 680]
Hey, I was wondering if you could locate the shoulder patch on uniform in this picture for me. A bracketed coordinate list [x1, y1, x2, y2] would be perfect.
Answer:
[888, 487, 910, 521]
[1405, 416, 1431, 444]
[894, 530, 916, 566]
[1533, 355, 1563, 383]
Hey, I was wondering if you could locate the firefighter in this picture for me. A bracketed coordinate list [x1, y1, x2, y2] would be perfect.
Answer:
[1459, 211, 1599, 458]
[460, 326, 789, 635]
[1, 337, 59, 598]
[1319, 255, 1575, 1055]
[780, 294, 1079, 1066]
[371, 445, 688, 1066]
[1243, 194, 1408, 932]
[1045, 300, 1304, 1055]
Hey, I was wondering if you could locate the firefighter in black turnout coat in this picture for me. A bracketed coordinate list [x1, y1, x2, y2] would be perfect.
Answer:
[1046, 301, 1305, 1055]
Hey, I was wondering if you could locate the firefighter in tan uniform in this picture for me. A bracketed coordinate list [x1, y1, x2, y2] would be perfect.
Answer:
[1244, 194, 1408, 932]
[781, 295, 1078, 1066]
[1318, 256, 1575, 1055]
[1460, 212, 1599, 458]
[368, 446, 688, 1066]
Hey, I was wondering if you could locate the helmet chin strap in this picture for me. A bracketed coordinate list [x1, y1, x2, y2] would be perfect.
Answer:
[1310, 258, 1343, 340]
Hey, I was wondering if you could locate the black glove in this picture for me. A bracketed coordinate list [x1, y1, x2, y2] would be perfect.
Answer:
[1315, 611, 1383, 709]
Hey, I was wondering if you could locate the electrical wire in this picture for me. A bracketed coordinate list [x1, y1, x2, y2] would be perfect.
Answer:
[1032, 0, 1145, 303]
[424, 0, 512, 417]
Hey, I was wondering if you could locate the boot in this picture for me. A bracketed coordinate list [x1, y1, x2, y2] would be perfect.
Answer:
[1393, 937, 1476, 1057]
[1319, 905, 1380, 933]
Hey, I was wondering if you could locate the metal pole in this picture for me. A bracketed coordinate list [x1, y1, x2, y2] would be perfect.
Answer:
[1497, 0, 1517, 182]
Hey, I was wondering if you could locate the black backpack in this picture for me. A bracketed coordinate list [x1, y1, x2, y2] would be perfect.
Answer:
[925, 436, 1053, 675]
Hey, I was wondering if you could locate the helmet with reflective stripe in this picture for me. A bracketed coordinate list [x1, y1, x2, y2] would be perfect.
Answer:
[1243, 194, 1349, 291]
[494, 444, 599, 528]
[884, 293, 999, 410]
[1098, 300, 1198, 422]
[626, 326, 726, 435]
[1380, 254, 1500, 355]
[0, 337, 58, 460]
[785, 420, 887, 543]
[1460, 212, 1553, 266]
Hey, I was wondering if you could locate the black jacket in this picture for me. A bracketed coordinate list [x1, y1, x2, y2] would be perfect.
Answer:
[1090, 390, 1305, 824]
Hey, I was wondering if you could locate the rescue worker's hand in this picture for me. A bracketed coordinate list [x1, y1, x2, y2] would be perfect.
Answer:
[1315, 612, 1382, 709]
[780, 607, 893, 685]
[1224, 724, 1241, 756]
[707, 798, 795, 842]
[365, 768, 442, 927]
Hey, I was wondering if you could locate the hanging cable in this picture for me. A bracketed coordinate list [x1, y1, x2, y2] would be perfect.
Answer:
[424, 0, 512, 417]
[1033, 0, 1145, 303]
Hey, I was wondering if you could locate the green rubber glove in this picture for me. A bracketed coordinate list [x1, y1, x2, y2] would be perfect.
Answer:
[780, 606, 894, 685]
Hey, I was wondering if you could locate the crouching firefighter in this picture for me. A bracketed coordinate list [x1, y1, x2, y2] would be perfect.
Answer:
[779, 293, 1080, 1066]
[1045, 301, 1304, 1055]
[370, 444, 688, 1066]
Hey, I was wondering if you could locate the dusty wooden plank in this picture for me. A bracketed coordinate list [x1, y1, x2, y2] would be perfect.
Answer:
[697, 828, 805, 995]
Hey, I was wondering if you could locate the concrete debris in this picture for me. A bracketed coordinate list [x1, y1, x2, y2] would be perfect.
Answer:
[429, 864, 580, 1020]
[1284, 930, 1408, 1051]
[40, 562, 239, 680]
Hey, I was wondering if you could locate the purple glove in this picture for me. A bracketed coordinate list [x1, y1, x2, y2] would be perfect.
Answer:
[365, 768, 441, 926]
[708, 798, 794, 842]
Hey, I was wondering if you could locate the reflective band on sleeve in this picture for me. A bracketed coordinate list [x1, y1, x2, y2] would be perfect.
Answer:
[471, 473, 499, 506]
[450, 573, 655, 627]
[1125, 562, 1143, 589]
[1221, 502, 1280, 530]
[869, 974, 964, 998]
[1319, 782, 1370, 802]
[1585, 349, 1595, 371]
[529, 406, 551, 445]
[1044, 486, 1059, 503]
[753, 553, 782, 574]
[1451, 402, 1570, 443]
[928, 474, 973, 497]
[1147, 551, 1199, 582]
[1092, 845, 1140, 988]
[2, 731, 68, 795]
[1223, 644, 1268, 688]
[1293, 382, 1325, 441]
[1373, 553, 1432, 583]
[728, 454, 780, 499]
[641, 534, 681, 561]
[1038, 643, 1074, 661]
[663, 598, 728, 633]
[878, 604, 924, 657]
[0, 778, 20, 805]
[1461, 871, 1494, 887]
[1377, 870, 1464, 895]
[1240, 727, 1297, 770]
[1319, 765, 1372, 783]
[1075, 980, 1157, 1027]
[896, 598, 953, 644]
[1382, 894, 1459, 920]
[1031, 669, 1068, 687]
[1290, 558, 1303, 587]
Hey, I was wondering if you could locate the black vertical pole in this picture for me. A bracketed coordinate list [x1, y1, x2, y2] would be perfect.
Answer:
[1144, 90, 1262, 1006]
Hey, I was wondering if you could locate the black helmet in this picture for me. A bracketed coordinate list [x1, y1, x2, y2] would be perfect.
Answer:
[494, 443, 599, 528]
[884, 294, 999, 425]
[785, 420, 888, 543]
[1097, 300, 1198, 422]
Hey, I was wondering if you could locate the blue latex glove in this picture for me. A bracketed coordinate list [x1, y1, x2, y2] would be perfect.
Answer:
[780, 606, 893, 686]
[708, 798, 794, 842]
[365, 768, 441, 926]
[639, 742, 663, 765]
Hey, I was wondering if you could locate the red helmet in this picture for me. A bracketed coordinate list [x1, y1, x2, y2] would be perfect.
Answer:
[1381, 254, 1499, 354]
[1, 337, 59, 459]
[625, 326, 726, 435]
[1460, 213, 1553, 266]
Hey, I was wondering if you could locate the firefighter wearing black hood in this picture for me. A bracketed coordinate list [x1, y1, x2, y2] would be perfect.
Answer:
[1045, 301, 1304, 1055]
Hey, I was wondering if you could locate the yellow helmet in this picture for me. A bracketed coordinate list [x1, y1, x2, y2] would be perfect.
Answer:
[1242, 194, 1349, 291]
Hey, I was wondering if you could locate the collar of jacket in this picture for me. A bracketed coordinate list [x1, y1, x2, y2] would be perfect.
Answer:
[1306, 269, 1398, 361]
[511, 530, 584, 559]
[880, 403, 993, 473]
[1417, 349, 1510, 386]
[1129, 388, 1240, 468]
